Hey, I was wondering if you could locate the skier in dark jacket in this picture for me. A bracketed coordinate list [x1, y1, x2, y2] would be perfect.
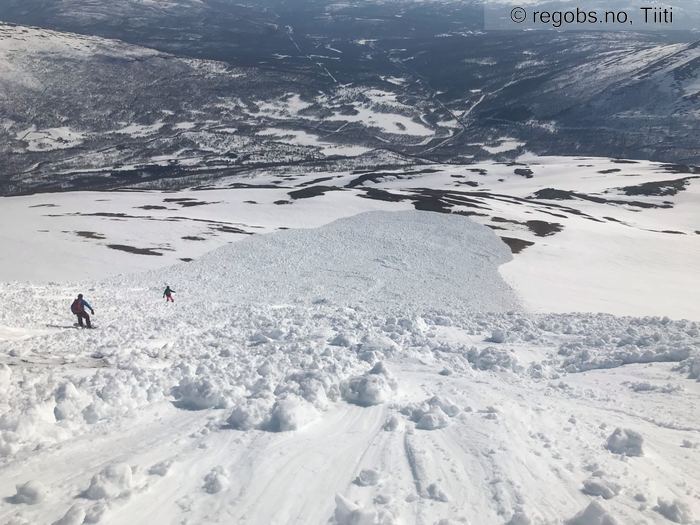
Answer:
[71, 294, 94, 328]
[163, 285, 175, 303]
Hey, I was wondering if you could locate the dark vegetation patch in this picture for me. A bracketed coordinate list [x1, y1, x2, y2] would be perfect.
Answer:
[163, 198, 219, 207]
[360, 188, 405, 203]
[532, 188, 671, 209]
[106, 244, 163, 256]
[531, 188, 575, 200]
[70, 212, 135, 218]
[661, 164, 700, 174]
[491, 217, 563, 237]
[500, 237, 535, 254]
[468, 168, 488, 175]
[492, 216, 520, 225]
[298, 176, 335, 187]
[75, 231, 106, 240]
[612, 159, 639, 164]
[453, 210, 489, 217]
[598, 168, 621, 174]
[536, 209, 568, 219]
[514, 168, 533, 178]
[274, 200, 292, 205]
[29, 203, 58, 208]
[180, 258, 194, 262]
[182, 236, 206, 241]
[618, 176, 698, 197]
[136, 205, 169, 210]
[346, 172, 403, 188]
[526, 220, 563, 237]
[178, 200, 219, 207]
[288, 186, 343, 200]
[244, 200, 258, 204]
[487, 225, 507, 231]
[228, 183, 281, 189]
[345, 168, 441, 189]
[213, 225, 252, 234]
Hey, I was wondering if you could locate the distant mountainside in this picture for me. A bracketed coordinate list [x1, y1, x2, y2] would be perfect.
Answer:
[0, 0, 698, 195]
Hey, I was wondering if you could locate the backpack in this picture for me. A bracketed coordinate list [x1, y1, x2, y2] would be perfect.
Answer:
[70, 299, 82, 314]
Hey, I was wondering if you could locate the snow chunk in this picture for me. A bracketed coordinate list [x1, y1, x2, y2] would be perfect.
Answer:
[565, 501, 619, 525]
[605, 428, 644, 457]
[332, 494, 397, 525]
[228, 395, 318, 432]
[203, 466, 229, 494]
[353, 469, 381, 487]
[506, 511, 532, 525]
[265, 396, 319, 432]
[8, 480, 47, 504]
[83, 463, 133, 500]
[582, 478, 620, 499]
[426, 483, 449, 502]
[488, 328, 507, 343]
[401, 396, 460, 431]
[330, 333, 356, 348]
[467, 346, 519, 372]
[415, 408, 450, 430]
[341, 362, 396, 407]
[148, 460, 173, 477]
[688, 356, 700, 380]
[171, 373, 232, 410]
[383, 415, 400, 431]
[654, 499, 694, 523]
[51, 505, 87, 525]
[227, 398, 272, 431]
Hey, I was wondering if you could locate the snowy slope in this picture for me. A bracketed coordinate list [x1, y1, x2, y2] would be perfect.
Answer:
[1, 154, 698, 319]
[149, 211, 520, 313]
[1, 210, 699, 525]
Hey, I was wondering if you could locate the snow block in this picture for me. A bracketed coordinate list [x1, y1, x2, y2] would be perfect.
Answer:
[654, 499, 694, 524]
[203, 467, 229, 494]
[332, 494, 397, 525]
[582, 478, 620, 500]
[565, 501, 619, 525]
[605, 428, 644, 456]
[467, 346, 519, 372]
[51, 505, 87, 525]
[83, 463, 133, 500]
[8, 480, 47, 504]
[265, 396, 319, 432]
[341, 362, 396, 407]
[353, 469, 381, 487]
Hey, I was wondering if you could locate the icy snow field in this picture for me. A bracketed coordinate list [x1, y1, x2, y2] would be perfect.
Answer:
[0, 210, 699, 525]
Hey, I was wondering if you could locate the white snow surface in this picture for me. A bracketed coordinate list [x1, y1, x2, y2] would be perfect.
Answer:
[1, 154, 698, 320]
[152, 211, 520, 312]
[1, 209, 699, 525]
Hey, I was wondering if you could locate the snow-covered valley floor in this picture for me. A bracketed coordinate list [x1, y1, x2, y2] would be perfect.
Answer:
[1, 210, 698, 525]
